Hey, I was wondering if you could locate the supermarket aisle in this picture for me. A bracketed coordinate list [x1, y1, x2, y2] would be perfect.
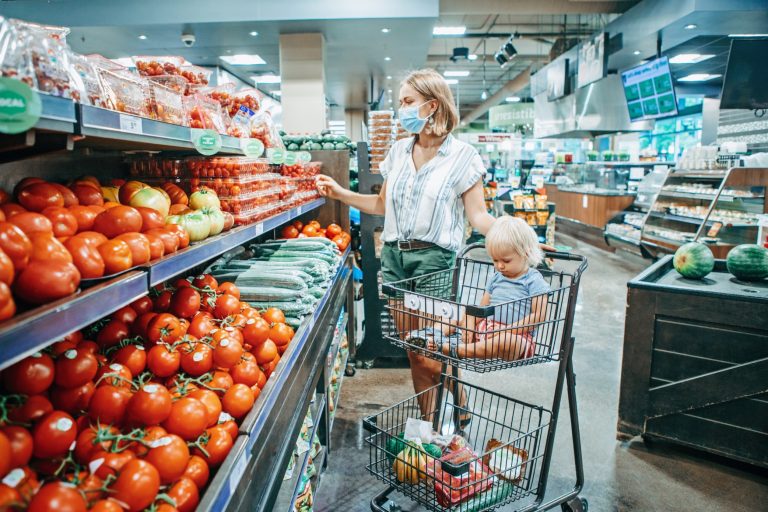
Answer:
[314, 238, 768, 512]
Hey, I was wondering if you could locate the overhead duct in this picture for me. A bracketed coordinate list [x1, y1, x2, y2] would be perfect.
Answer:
[460, 66, 531, 125]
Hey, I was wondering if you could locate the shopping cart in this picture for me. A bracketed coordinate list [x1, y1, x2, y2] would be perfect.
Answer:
[363, 244, 589, 512]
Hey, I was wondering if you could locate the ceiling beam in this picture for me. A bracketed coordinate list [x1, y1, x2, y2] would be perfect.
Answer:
[441, 0, 635, 15]
[460, 67, 531, 125]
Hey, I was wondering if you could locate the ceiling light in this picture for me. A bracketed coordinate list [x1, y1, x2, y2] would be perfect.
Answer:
[384, 56, 391, 61]
[729, 33, 768, 37]
[480, 90, 488, 100]
[678, 73, 722, 82]
[445, 79, 459, 85]
[138, 35, 147, 40]
[433, 26, 466, 36]
[503, 41, 517, 58]
[387, 89, 392, 93]
[669, 53, 715, 64]
[495, 51, 509, 67]
[684, 24, 698, 30]
[633, 50, 641, 55]
[386, 75, 392, 80]
[251, 74, 281, 84]
[506, 96, 521, 103]
[444, 70, 470, 77]
[381, 28, 391, 33]
[468, 54, 478, 61]
[220, 54, 266, 65]
[249, 31, 258, 37]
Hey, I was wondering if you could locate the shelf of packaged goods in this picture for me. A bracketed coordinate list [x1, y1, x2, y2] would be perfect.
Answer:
[273, 393, 326, 512]
[0, 270, 147, 370]
[196, 248, 351, 512]
[658, 190, 764, 202]
[0, 94, 78, 161]
[667, 170, 726, 179]
[145, 198, 325, 286]
[77, 104, 244, 154]
[583, 160, 674, 166]
[642, 232, 687, 251]
[310, 446, 327, 491]
[328, 347, 350, 435]
[648, 210, 756, 228]
[325, 312, 348, 390]
[36, 93, 78, 133]
[605, 231, 642, 247]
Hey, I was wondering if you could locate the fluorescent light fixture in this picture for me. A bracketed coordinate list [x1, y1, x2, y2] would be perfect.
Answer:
[433, 26, 466, 36]
[138, 34, 147, 40]
[506, 96, 521, 102]
[684, 24, 698, 30]
[468, 54, 478, 61]
[384, 56, 391, 61]
[444, 70, 470, 77]
[381, 28, 391, 33]
[678, 73, 721, 82]
[251, 74, 281, 84]
[480, 90, 488, 100]
[633, 50, 641, 55]
[445, 79, 459, 85]
[386, 75, 392, 80]
[220, 54, 265, 65]
[249, 31, 258, 36]
[729, 33, 768, 37]
[669, 53, 715, 64]
[111, 57, 134, 67]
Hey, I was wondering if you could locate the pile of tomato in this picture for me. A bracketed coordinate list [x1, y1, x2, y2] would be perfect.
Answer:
[0, 273, 293, 511]
[281, 220, 351, 251]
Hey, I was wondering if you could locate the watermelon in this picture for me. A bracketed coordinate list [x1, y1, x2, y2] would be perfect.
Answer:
[726, 244, 768, 281]
[673, 242, 715, 279]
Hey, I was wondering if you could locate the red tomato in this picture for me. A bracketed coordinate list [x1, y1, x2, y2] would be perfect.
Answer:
[182, 455, 210, 489]
[92, 206, 142, 238]
[192, 425, 233, 467]
[54, 347, 98, 389]
[167, 477, 199, 512]
[41, 206, 78, 237]
[110, 459, 160, 512]
[145, 232, 166, 260]
[72, 230, 108, 248]
[88, 385, 132, 425]
[213, 293, 240, 319]
[32, 410, 77, 458]
[147, 313, 184, 344]
[114, 232, 150, 265]
[281, 225, 299, 239]
[253, 340, 278, 366]
[212, 337, 243, 369]
[218, 418, 239, 440]
[262, 307, 286, 325]
[28, 232, 71, 263]
[144, 434, 190, 484]
[111, 305, 137, 325]
[269, 322, 294, 347]
[208, 371, 234, 395]
[152, 290, 173, 312]
[188, 311, 216, 339]
[88, 449, 135, 480]
[126, 383, 172, 426]
[0, 221, 31, 271]
[95, 319, 130, 349]
[95, 362, 132, 389]
[64, 236, 105, 279]
[1, 426, 33, 469]
[49, 380, 95, 415]
[134, 206, 165, 232]
[112, 344, 147, 377]
[2, 352, 54, 394]
[70, 183, 103, 206]
[12, 260, 77, 306]
[0, 281, 14, 320]
[192, 274, 218, 291]
[162, 397, 208, 441]
[164, 223, 190, 249]
[17, 182, 64, 212]
[130, 296, 154, 315]
[147, 344, 181, 378]
[89, 500, 125, 512]
[179, 342, 213, 377]
[216, 282, 240, 299]
[98, 239, 133, 274]
[170, 287, 201, 319]
[144, 228, 178, 255]
[0, 483, 21, 508]
[67, 205, 98, 233]
[189, 389, 222, 427]
[221, 383, 255, 419]
[27, 482, 87, 512]
[229, 358, 261, 387]
[7, 394, 52, 424]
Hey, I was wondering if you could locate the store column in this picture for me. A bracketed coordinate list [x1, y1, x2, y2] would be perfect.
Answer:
[279, 33, 327, 133]
[345, 109, 365, 141]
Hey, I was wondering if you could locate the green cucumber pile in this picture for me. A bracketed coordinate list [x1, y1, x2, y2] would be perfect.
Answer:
[280, 130, 355, 151]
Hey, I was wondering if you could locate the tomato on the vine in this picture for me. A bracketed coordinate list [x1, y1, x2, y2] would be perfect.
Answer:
[170, 287, 201, 319]
[193, 425, 234, 467]
[167, 476, 199, 512]
[32, 410, 77, 458]
[253, 340, 278, 366]
[8, 394, 53, 424]
[189, 388, 222, 427]
[74, 424, 117, 464]
[95, 319, 130, 349]
[126, 383, 172, 426]
[208, 370, 234, 395]
[110, 459, 160, 512]
[95, 362, 132, 388]
[27, 482, 87, 512]
[218, 419, 239, 441]
[147, 344, 181, 377]
[1, 426, 33, 469]
[0, 483, 20, 509]
[162, 397, 208, 441]
[143, 434, 189, 484]
[230, 358, 261, 387]
[130, 296, 153, 315]
[269, 322, 294, 347]
[213, 293, 240, 319]
[262, 307, 286, 324]
[0, 432, 10, 479]
[217, 282, 240, 299]
[88, 385, 132, 425]
[182, 455, 210, 489]
[50, 380, 95, 415]
[89, 500, 125, 512]
[212, 336, 243, 369]
[221, 383, 255, 419]
[147, 312, 184, 343]
[242, 317, 270, 346]
[2, 352, 54, 394]
[132, 312, 158, 338]
[112, 344, 147, 376]
[192, 274, 218, 291]
[88, 449, 135, 480]
[188, 311, 216, 338]
[179, 341, 213, 376]
[54, 347, 98, 388]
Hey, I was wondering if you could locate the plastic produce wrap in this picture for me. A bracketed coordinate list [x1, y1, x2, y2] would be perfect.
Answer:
[184, 94, 227, 133]
[179, 65, 211, 90]
[229, 88, 261, 117]
[99, 68, 153, 118]
[133, 55, 185, 78]
[67, 52, 110, 108]
[186, 157, 270, 178]
[0, 17, 35, 87]
[147, 76, 185, 125]
[11, 19, 75, 98]
[249, 110, 284, 149]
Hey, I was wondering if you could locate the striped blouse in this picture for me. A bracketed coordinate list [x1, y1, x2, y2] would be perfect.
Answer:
[379, 134, 486, 252]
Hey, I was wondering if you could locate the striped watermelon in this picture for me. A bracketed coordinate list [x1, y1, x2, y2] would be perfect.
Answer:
[726, 244, 768, 281]
[673, 242, 714, 279]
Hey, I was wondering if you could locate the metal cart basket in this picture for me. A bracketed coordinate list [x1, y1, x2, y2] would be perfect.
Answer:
[363, 245, 589, 512]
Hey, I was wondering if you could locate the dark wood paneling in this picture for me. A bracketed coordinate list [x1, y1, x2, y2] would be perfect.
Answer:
[654, 318, 768, 364]
[545, 185, 635, 228]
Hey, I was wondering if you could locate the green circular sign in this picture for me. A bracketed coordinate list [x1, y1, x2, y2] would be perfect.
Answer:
[192, 128, 222, 156]
[240, 138, 264, 157]
[284, 151, 298, 165]
[268, 148, 285, 164]
[0, 78, 42, 134]
[298, 151, 312, 163]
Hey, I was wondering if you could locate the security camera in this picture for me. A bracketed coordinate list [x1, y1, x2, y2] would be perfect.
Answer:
[181, 33, 196, 47]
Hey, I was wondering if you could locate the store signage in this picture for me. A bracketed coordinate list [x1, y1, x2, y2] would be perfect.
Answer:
[547, 58, 569, 101]
[0, 78, 42, 134]
[488, 104, 534, 130]
[240, 138, 264, 157]
[284, 151, 298, 165]
[577, 32, 608, 88]
[267, 147, 285, 164]
[192, 128, 222, 155]
[298, 151, 312, 163]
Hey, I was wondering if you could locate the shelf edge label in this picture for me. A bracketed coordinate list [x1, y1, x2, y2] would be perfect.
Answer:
[192, 128, 223, 156]
[240, 137, 265, 157]
[119, 113, 143, 134]
[0, 78, 42, 134]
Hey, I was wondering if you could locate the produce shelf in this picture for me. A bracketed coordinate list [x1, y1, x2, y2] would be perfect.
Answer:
[0, 271, 147, 370]
[197, 247, 352, 512]
[37, 93, 78, 133]
[145, 198, 325, 286]
[328, 347, 350, 436]
[325, 312, 348, 390]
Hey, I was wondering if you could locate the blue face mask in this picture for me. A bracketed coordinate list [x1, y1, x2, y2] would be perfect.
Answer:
[398, 101, 432, 134]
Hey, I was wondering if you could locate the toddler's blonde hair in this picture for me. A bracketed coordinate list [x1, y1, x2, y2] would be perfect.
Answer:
[486, 215, 544, 267]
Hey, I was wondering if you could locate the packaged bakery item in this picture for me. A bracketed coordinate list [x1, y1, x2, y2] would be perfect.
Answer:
[535, 195, 548, 209]
[482, 439, 528, 483]
[536, 210, 549, 225]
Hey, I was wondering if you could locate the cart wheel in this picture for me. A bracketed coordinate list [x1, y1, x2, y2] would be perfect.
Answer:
[345, 365, 356, 377]
[561, 497, 588, 512]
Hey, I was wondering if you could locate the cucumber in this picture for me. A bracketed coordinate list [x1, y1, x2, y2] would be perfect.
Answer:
[235, 272, 308, 290]
[267, 250, 337, 266]
[285, 317, 302, 329]
[247, 300, 310, 316]
[238, 286, 303, 302]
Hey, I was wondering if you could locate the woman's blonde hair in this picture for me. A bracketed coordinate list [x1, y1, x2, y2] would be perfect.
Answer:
[486, 216, 544, 267]
[402, 68, 460, 136]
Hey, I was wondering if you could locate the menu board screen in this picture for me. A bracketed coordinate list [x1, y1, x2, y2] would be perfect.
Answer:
[621, 56, 678, 121]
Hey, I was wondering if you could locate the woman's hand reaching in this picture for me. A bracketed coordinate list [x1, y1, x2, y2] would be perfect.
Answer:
[315, 175, 344, 200]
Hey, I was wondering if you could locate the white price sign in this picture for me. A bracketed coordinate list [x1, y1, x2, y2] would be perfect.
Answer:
[582, 194, 589, 208]
[254, 223, 264, 236]
[119, 114, 142, 134]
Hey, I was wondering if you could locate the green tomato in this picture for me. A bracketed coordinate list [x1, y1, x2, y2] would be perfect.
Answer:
[189, 188, 221, 210]
[202, 207, 225, 236]
[180, 211, 211, 242]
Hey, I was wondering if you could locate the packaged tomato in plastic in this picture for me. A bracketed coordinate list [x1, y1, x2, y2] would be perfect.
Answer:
[249, 110, 284, 150]
[184, 94, 228, 133]
[99, 68, 153, 118]
[229, 88, 261, 117]
[10, 19, 74, 98]
[198, 83, 236, 113]
[0, 17, 35, 88]
[133, 55, 184, 78]
[179, 65, 211, 89]
[68, 52, 110, 108]
[147, 75, 186, 125]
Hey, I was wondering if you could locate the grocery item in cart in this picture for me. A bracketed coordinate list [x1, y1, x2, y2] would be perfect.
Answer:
[482, 439, 528, 483]
[427, 450, 495, 507]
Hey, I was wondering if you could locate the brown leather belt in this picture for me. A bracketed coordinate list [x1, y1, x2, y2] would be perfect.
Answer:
[386, 240, 437, 252]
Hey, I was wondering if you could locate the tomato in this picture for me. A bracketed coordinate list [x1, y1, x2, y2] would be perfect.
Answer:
[13, 260, 80, 305]
[169, 203, 192, 216]
[126, 383, 172, 426]
[218, 418, 239, 441]
[281, 225, 299, 239]
[89, 500, 125, 512]
[8, 212, 53, 236]
[1, 426, 32, 469]
[192, 274, 218, 291]
[28, 232, 71, 263]
[69, 183, 103, 206]
[74, 426, 111, 464]
[133, 206, 165, 232]
[183, 455, 210, 489]
[167, 477, 199, 512]
[142, 232, 165, 261]
[73, 230, 108, 248]
[40, 206, 77, 238]
[255, 366, 267, 389]
[0, 432, 10, 479]
[262, 307, 286, 325]
[0, 222, 31, 271]
[213, 293, 240, 320]
[262, 354, 280, 378]
[130, 296, 153, 315]
[94, 363, 130, 389]
[179, 342, 213, 376]
[0, 281, 15, 321]
[331, 234, 346, 251]
[146, 344, 180, 378]
[17, 182, 64, 212]
[67, 205, 97, 233]
[88, 449, 134, 481]
[253, 340, 278, 365]
[32, 411, 77, 458]
[212, 337, 243, 369]
[53, 347, 97, 389]
[88, 385, 132, 425]
[162, 397, 208, 441]
[2, 352, 54, 394]
[51, 339, 77, 357]
[7, 394, 52, 424]
[269, 322, 294, 346]
[243, 318, 270, 347]
[222, 383, 255, 419]
[110, 459, 160, 512]
[164, 223, 190, 249]
[143, 434, 189, 484]
[301, 225, 318, 237]
[27, 482, 87, 512]
[63, 236, 105, 279]
[229, 358, 260, 387]
[326, 223, 343, 238]
[162, 182, 188, 205]
[144, 228, 178, 255]
[95, 319, 130, 349]
[147, 313, 183, 343]
[152, 289, 173, 312]
[193, 425, 233, 468]
[92, 206, 142, 238]
[170, 287, 201, 319]
[216, 282, 240, 300]
[206, 371, 233, 396]
[188, 389, 222, 427]
[50, 381, 95, 415]
[112, 232, 150, 266]
[188, 312, 216, 339]
[0, 483, 21, 508]
[292, 220, 303, 231]
[73, 471, 105, 502]
[97, 239, 133, 274]
[113, 344, 147, 377]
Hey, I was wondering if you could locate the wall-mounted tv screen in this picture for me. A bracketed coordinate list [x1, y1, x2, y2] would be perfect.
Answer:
[577, 32, 608, 88]
[720, 38, 768, 110]
[621, 56, 678, 121]
[546, 58, 569, 101]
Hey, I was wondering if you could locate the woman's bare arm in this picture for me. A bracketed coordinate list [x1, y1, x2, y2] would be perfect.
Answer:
[463, 181, 495, 235]
[316, 175, 386, 216]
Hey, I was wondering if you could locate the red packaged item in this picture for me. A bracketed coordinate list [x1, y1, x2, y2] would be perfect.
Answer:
[99, 68, 153, 118]
[279, 177, 297, 203]
[179, 65, 211, 89]
[68, 52, 110, 108]
[129, 157, 185, 179]
[229, 88, 261, 117]
[147, 77, 185, 125]
[249, 110, 283, 149]
[9, 19, 74, 98]
[199, 83, 236, 114]
[133, 55, 184, 78]
[184, 94, 227, 133]
[186, 157, 270, 179]
[426, 449, 495, 507]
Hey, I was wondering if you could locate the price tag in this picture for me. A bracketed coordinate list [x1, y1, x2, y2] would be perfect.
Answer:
[240, 137, 264, 157]
[298, 151, 312, 163]
[0, 78, 42, 134]
[267, 147, 285, 164]
[192, 128, 222, 156]
[284, 151, 298, 165]
[228, 453, 248, 496]
[119, 114, 142, 134]
[254, 223, 264, 236]
[582, 194, 588, 208]
[296, 205, 303, 215]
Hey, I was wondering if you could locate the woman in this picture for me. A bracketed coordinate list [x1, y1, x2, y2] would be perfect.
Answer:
[316, 68, 495, 418]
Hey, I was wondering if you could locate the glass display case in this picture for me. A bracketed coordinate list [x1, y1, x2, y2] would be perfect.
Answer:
[641, 166, 768, 259]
